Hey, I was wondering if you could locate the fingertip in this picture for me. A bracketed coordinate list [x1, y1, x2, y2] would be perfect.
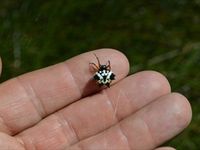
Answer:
[170, 92, 192, 129]
[145, 70, 171, 93]
[135, 72, 191, 129]
[131, 70, 171, 96]
[155, 147, 176, 150]
[148, 92, 192, 145]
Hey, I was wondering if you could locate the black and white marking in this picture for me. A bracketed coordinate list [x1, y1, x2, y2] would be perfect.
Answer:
[93, 65, 115, 87]
[90, 54, 116, 88]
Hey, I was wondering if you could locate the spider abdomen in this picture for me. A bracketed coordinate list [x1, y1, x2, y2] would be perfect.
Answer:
[94, 69, 115, 87]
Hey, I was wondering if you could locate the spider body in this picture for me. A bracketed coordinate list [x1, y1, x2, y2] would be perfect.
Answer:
[90, 54, 115, 87]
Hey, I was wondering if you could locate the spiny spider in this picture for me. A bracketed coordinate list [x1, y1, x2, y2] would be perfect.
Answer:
[90, 54, 115, 88]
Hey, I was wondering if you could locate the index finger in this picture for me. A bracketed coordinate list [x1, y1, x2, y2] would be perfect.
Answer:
[0, 49, 129, 135]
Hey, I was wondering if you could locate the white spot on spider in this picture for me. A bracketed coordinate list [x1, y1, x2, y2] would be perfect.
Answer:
[94, 68, 114, 86]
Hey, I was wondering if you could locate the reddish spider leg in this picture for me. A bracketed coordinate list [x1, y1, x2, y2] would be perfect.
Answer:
[94, 53, 100, 67]
[106, 60, 111, 70]
[89, 62, 99, 71]
[89, 53, 100, 71]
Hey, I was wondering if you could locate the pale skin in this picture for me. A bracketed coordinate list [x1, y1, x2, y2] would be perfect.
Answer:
[0, 49, 192, 150]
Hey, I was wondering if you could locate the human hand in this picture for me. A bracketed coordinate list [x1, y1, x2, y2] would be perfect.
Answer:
[0, 49, 192, 150]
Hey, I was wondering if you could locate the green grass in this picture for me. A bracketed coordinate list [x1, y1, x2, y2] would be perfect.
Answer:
[0, 0, 200, 149]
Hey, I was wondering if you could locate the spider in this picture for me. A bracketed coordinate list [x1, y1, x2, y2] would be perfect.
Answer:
[90, 54, 115, 88]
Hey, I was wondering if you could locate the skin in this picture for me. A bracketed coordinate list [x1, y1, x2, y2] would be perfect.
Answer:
[0, 49, 192, 150]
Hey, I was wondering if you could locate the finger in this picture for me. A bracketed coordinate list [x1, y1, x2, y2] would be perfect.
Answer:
[155, 147, 176, 150]
[68, 93, 192, 150]
[0, 132, 24, 150]
[17, 71, 171, 149]
[0, 49, 129, 135]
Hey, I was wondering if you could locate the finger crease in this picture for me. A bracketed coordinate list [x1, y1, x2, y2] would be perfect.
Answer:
[15, 137, 26, 149]
[141, 117, 156, 148]
[76, 142, 85, 150]
[62, 62, 82, 99]
[103, 90, 119, 122]
[54, 112, 80, 146]
[19, 134, 37, 150]
[118, 123, 132, 150]
[0, 115, 12, 135]
[16, 77, 47, 118]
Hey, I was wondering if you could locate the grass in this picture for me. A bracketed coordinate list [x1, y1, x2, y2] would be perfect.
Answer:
[0, 0, 200, 149]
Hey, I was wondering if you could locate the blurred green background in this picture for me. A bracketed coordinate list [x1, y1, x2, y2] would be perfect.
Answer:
[0, 0, 200, 149]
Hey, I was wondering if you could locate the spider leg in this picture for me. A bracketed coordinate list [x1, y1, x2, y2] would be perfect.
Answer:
[107, 60, 111, 70]
[94, 53, 101, 67]
[89, 62, 99, 71]
[106, 82, 110, 88]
